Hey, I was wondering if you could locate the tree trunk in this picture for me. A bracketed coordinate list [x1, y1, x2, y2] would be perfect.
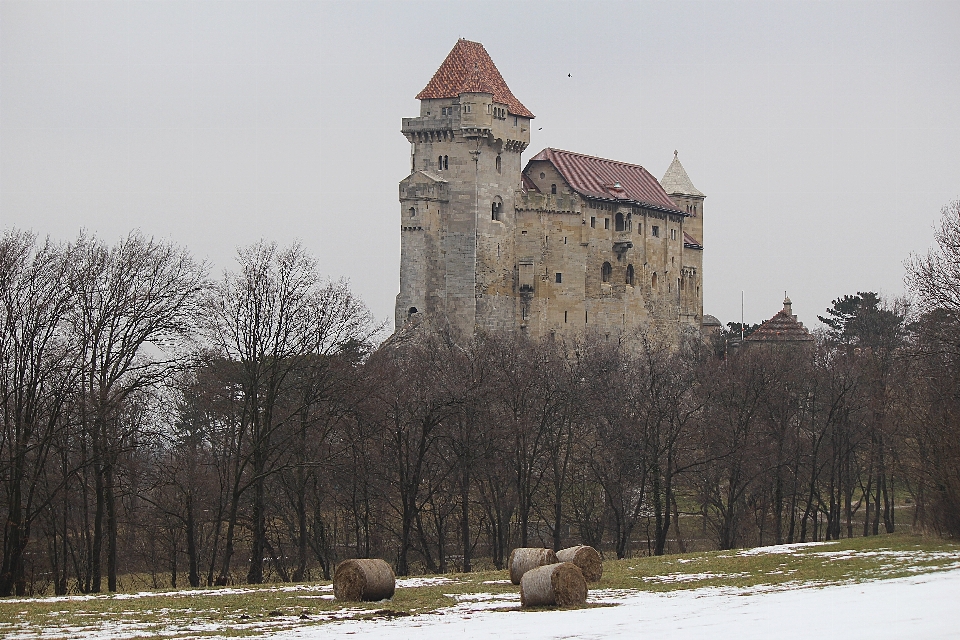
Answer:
[185, 493, 200, 588]
[460, 466, 471, 573]
[105, 461, 118, 592]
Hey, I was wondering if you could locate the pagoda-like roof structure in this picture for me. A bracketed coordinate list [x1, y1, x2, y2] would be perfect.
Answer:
[416, 39, 534, 118]
[746, 297, 815, 343]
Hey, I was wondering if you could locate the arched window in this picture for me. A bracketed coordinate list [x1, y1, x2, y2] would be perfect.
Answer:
[626, 264, 635, 286]
[491, 196, 503, 221]
[496, 155, 502, 174]
[615, 212, 625, 231]
[601, 262, 612, 283]
[408, 207, 416, 218]
[438, 155, 443, 170]
[551, 184, 557, 195]
[443, 155, 449, 170]
[652, 272, 658, 290]
[408, 307, 418, 316]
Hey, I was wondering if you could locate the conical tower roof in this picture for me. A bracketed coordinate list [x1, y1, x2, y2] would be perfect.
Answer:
[416, 39, 534, 118]
[661, 151, 703, 197]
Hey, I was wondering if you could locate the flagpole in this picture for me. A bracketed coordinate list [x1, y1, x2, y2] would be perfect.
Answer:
[741, 291, 744, 343]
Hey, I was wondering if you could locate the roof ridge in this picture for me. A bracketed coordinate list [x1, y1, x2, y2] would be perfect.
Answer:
[546, 148, 648, 170]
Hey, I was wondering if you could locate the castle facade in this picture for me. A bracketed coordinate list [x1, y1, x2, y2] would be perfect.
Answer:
[397, 40, 705, 343]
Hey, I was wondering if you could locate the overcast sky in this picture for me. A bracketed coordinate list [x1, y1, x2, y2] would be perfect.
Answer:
[2, 0, 958, 331]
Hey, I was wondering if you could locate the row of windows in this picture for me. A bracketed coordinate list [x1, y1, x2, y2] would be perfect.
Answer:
[488, 104, 507, 119]
[544, 267, 696, 298]
[434, 154, 502, 173]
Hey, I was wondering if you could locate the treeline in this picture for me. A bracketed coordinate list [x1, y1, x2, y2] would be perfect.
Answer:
[2, 201, 959, 597]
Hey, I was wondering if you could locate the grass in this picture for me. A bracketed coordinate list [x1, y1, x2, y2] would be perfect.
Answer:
[1, 534, 958, 639]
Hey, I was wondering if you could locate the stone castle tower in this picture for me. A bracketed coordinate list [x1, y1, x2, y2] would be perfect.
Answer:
[397, 40, 705, 343]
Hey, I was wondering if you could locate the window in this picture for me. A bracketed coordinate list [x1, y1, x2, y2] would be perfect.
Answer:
[652, 272, 658, 289]
[540, 172, 545, 179]
[408, 306, 418, 316]
[652, 225, 660, 238]
[491, 197, 503, 221]
[626, 264, 635, 286]
[615, 212, 625, 232]
[671, 228, 677, 241]
[514, 116, 518, 126]
[519, 262, 534, 292]
[444, 155, 449, 170]
[464, 104, 471, 113]
[564, 310, 568, 323]
[496, 155, 502, 174]
[408, 207, 416, 218]
[601, 262, 612, 283]
[438, 155, 442, 170]
[555, 272, 562, 283]
[590, 217, 596, 228]
[551, 184, 557, 195]
[604, 218, 610, 230]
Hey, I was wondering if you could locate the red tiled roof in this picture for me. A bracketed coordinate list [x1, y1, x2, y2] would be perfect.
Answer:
[526, 148, 683, 213]
[683, 231, 703, 249]
[416, 40, 534, 118]
[746, 311, 815, 342]
[521, 173, 540, 192]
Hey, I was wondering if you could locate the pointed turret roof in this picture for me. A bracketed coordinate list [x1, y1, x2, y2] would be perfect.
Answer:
[416, 39, 534, 118]
[661, 151, 704, 197]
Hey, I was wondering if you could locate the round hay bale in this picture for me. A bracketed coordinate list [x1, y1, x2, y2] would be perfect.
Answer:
[333, 558, 395, 602]
[508, 547, 559, 585]
[519, 562, 587, 607]
[556, 545, 603, 582]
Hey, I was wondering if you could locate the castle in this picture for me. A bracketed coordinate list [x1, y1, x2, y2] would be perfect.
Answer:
[396, 40, 705, 343]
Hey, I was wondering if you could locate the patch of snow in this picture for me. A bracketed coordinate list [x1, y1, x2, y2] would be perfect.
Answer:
[396, 577, 456, 588]
[480, 579, 512, 585]
[640, 571, 749, 583]
[0, 583, 333, 605]
[737, 541, 838, 556]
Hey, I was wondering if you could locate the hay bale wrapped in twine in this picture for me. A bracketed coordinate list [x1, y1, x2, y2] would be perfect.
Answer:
[519, 562, 587, 607]
[556, 545, 603, 582]
[333, 558, 396, 602]
[508, 547, 559, 585]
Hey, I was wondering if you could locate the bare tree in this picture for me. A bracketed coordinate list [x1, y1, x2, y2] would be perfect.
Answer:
[0, 231, 78, 596]
[68, 231, 205, 592]
[202, 240, 378, 584]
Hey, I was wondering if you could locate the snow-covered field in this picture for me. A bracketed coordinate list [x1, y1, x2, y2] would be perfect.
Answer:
[269, 568, 960, 640]
[4, 540, 959, 639]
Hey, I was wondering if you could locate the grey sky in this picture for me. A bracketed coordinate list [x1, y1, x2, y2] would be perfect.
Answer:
[2, 0, 958, 331]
